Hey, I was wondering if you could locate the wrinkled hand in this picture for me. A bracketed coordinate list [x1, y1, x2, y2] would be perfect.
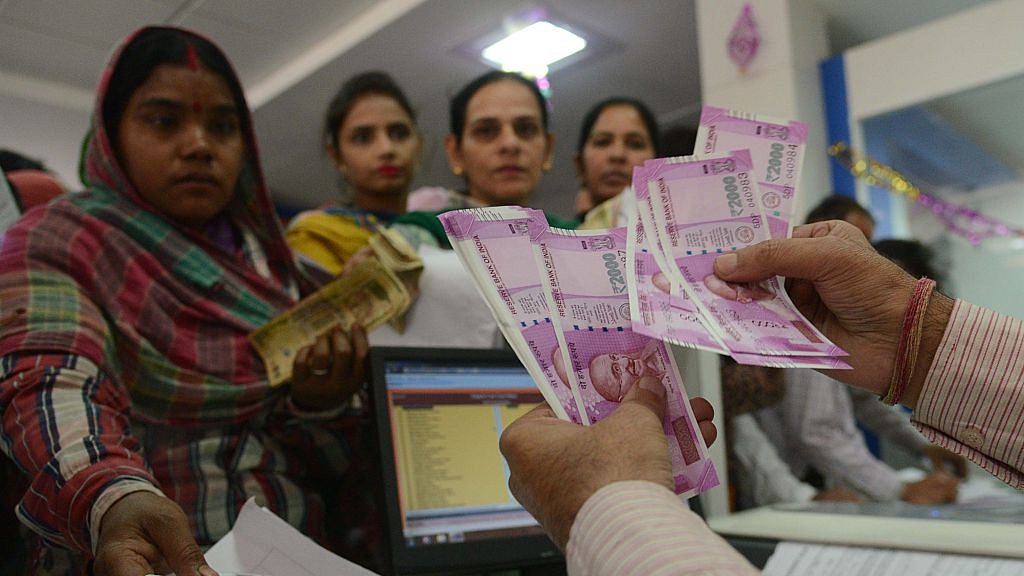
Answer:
[713, 220, 954, 404]
[290, 325, 368, 411]
[922, 445, 968, 478]
[93, 491, 216, 576]
[499, 375, 716, 549]
[901, 470, 959, 504]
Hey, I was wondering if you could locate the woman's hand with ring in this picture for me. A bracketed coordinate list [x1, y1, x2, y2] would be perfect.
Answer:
[290, 325, 368, 411]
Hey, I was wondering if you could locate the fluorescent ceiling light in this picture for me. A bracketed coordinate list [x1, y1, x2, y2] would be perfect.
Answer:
[481, 21, 586, 77]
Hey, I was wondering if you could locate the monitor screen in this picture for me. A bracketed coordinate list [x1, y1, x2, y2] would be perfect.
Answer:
[369, 347, 564, 576]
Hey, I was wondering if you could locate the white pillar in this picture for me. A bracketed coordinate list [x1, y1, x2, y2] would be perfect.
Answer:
[691, 0, 831, 519]
[697, 0, 831, 216]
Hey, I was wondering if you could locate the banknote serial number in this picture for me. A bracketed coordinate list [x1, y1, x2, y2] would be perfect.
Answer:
[766, 142, 800, 183]
[723, 171, 755, 218]
[602, 251, 628, 294]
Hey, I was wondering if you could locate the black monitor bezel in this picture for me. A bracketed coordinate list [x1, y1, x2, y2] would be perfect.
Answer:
[368, 346, 564, 576]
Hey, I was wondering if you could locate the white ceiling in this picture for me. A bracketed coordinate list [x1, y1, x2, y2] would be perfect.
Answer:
[0, 0, 996, 218]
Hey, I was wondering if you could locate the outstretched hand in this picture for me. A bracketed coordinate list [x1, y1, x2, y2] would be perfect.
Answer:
[93, 491, 216, 576]
[713, 220, 954, 405]
[499, 376, 716, 549]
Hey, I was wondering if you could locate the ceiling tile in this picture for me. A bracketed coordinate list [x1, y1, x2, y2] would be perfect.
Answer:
[3, 0, 176, 50]
[180, 0, 378, 84]
[0, 0, 179, 88]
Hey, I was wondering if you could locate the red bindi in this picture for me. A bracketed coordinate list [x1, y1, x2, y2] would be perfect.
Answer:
[185, 43, 199, 71]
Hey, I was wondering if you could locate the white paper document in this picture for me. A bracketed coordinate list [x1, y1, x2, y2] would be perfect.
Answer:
[202, 498, 380, 576]
[764, 542, 1024, 576]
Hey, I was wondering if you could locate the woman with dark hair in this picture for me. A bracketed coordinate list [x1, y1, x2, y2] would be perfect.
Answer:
[0, 27, 369, 575]
[445, 70, 552, 208]
[573, 97, 660, 225]
[287, 71, 422, 274]
[396, 70, 575, 248]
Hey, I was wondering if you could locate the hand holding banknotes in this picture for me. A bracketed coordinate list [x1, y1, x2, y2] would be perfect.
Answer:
[290, 325, 368, 411]
[712, 219, 955, 407]
[93, 491, 217, 576]
[500, 376, 716, 549]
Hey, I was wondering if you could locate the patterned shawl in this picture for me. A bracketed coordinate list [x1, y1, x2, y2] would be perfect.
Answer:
[0, 27, 318, 425]
[0, 31, 389, 571]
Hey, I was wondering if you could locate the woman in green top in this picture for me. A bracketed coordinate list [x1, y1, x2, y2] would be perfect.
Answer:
[396, 70, 575, 248]
[287, 71, 422, 274]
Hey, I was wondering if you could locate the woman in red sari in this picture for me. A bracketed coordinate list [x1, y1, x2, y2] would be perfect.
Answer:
[0, 27, 368, 575]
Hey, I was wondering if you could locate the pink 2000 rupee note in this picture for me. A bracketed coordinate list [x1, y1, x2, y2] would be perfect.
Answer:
[630, 161, 849, 369]
[530, 223, 719, 497]
[439, 207, 583, 424]
[626, 194, 728, 354]
[696, 105, 807, 240]
[639, 151, 846, 360]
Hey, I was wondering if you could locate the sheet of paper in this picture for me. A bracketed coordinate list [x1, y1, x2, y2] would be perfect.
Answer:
[763, 541, 1024, 576]
[202, 498, 380, 576]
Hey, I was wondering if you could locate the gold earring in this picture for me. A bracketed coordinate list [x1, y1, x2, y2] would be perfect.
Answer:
[542, 161, 552, 172]
[452, 166, 464, 176]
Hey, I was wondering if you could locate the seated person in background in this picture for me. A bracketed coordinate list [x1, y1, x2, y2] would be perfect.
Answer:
[286, 71, 422, 274]
[500, 220, 1024, 575]
[721, 359, 862, 510]
[751, 196, 964, 505]
[0, 149, 68, 211]
[572, 97, 660, 227]
[395, 70, 576, 249]
[0, 27, 370, 575]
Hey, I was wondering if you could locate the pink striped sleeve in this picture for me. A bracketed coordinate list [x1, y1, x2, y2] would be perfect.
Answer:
[913, 300, 1024, 488]
[567, 481, 758, 575]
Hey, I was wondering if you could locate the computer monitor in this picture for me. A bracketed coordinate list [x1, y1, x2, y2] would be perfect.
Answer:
[368, 346, 564, 576]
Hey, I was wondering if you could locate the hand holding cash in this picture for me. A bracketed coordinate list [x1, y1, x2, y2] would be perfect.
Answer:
[438, 106, 852, 502]
[713, 218, 955, 405]
[250, 228, 420, 387]
[440, 206, 719, 496]
[288, 325, 368, 411]
[499, 375, 717, 549]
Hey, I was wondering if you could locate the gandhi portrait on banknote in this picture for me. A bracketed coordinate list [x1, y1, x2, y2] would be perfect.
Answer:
[550, 341, 667, 403]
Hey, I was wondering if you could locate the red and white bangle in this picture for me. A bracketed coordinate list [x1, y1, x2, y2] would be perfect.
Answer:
[881, 277, 936, 406]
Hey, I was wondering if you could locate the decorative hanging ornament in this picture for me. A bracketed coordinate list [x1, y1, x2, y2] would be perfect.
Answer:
[727, 3, 760, 73]
[829, 142, 1024, 246]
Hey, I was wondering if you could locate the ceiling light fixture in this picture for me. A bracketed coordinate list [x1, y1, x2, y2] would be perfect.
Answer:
[481, 20, 587, 78]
